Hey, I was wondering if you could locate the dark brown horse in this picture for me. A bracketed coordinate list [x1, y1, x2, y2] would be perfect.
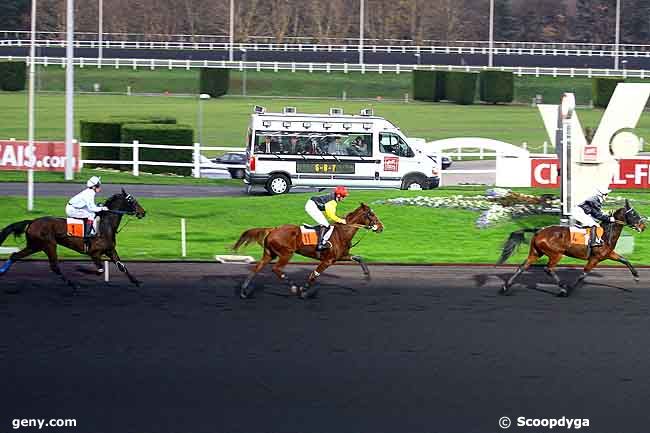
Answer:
[0, 189, 146, 291]
[233, 202, 384, 299]
[497, 199, 646, 297]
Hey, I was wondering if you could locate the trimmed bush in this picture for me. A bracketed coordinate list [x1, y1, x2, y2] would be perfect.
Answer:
[200, 68, 229, 97]
[413, 70, 447, 102]
[445, 72, 477, 105]
[479, 70, 514, 103]
[592, 77, 624, 108]
[0, 61, 26, 91]
[120, 124, 194, 175]
[80, 115, 177, 168]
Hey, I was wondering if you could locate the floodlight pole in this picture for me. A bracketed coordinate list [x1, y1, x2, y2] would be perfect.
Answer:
[64, 0, 74, 180]
[229, 0, 234, 62]
[27, 0, 36, 211]
[614, 0, 621, 70]
[98, 0, 103, 65]
[359, 0, 364, 65]
[488, 0, 494, 68]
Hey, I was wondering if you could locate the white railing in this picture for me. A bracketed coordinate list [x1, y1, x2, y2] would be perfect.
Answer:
[80, 141, 245, 178]
[2, 55, 649, 78]
[3, 38, 650, 59]
[3, 30, 650, 52]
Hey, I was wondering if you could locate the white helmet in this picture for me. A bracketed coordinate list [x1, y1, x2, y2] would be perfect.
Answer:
[86, 176, 102, 188]
[596, 186, 611, 196]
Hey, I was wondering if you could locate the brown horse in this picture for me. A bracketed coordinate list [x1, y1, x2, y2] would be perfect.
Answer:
[497, 199, 646, 297]
[233, 202, 384, 299]
[0, 189, 146, 291]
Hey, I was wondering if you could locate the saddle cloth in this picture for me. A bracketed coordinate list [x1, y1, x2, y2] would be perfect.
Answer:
[300, 225, 319, 246]
[66, 217, 85, 238]
[570, 226, 604, 246]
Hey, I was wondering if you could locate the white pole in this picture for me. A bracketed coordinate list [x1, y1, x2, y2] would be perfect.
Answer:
[132, 140, 139, 176]
[229, 0, 234, 62]
[64, 0, 74, 180]
[98, 0, 103, 66]
[181, 218, 187, 257]
[359, 0, 364, 65]
[104, 260, 109, 282]
[193, 142, 201, 178]
[27, 0, 36, 211]
[614, 0, 621, 70]
[488, 0, 494, 68]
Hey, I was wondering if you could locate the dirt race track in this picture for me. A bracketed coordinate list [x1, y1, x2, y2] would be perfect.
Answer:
[2, 261, 650, 433]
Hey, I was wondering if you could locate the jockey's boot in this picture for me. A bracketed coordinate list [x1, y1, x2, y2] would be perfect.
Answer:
[83, 219, 95, 253]
[590, 226, 603, 247]
[316, 225, 329, 251]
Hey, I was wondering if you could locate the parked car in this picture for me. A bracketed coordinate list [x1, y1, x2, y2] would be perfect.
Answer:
[193, 155, 231, 179]
[213, 152, 247, 179]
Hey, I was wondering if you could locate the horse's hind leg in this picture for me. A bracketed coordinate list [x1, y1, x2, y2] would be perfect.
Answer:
[44, 245, 78, 293]
[271, 254, 299, 295]
[544, 253, 565, 288]
[0, 245, 38, 275]
[300, 259, 335, 299]
[500, 250, 541, 295]
[240, 250, 275, 299]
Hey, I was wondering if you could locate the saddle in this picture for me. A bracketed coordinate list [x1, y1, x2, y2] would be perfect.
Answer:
[66, 218, 86, 238]
[300, 225, 319, 246]
[569, 226, 604, 246]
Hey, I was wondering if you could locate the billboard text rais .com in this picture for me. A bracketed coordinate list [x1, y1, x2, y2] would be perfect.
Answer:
[531, 158, 650, 188]
[0, 140, 80, 172]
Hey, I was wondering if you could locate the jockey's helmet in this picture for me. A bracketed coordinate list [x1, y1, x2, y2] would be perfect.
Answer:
[87, 176, 102, 188]
[334, 185, 349, 198]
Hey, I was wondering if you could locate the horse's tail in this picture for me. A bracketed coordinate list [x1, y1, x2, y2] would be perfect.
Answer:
[232, 227, 273, 251]
[497, 228, 540, 265]
[0, 220, 32, 246]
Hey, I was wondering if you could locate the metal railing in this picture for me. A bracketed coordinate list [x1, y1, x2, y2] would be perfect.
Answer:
[3, 55, 649, 78]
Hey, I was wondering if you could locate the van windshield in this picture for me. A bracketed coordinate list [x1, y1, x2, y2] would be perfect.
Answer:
[253, 131, 372, 157]
[379, 133, 414, 158]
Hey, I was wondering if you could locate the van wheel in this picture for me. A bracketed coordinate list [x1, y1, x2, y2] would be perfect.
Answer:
[266, 174, 291, 195]
[402, 175, 427, 191]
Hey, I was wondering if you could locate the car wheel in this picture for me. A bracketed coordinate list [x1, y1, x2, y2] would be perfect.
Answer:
[233, 168, 245, 179]
[265, 174, 291, 195]
[401, 175, 427, 191]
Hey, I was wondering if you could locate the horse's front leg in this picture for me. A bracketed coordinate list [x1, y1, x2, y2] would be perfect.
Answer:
[341, 254, 370, 280]
[108, 249, 141, 287]
[563, 257, 601, 297]
[300, 259, 335, 299]
[607, 251, 640, 282]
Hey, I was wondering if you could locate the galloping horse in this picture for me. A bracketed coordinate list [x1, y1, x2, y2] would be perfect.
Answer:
[233, 202, 384, 299]
[0, 189, 146, 290]
[497, 199, 646, 297]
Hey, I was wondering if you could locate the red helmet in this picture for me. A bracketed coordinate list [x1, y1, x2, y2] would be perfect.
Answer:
[334, 186, 349, 198]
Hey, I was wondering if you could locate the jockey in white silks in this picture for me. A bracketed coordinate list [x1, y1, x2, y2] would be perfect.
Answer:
[65, 176, 109, 240]
[571, 187, 616, 247]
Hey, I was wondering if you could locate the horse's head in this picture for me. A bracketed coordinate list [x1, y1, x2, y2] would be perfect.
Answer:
[347, 203, 384, 233]
[106, 189, 146, 219]
[615, 199, 645, 233]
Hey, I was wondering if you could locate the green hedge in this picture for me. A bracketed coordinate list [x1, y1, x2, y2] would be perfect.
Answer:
[592, 77, 624, 108]
[412, 70, 447, 102]
[445, 72, 477, 105]
[479, 70, 514, 103]
[199, 68, 229, 97]
[120, 124, 194, 175]
[0, 61, 26, 91]
[80, 116, 177, 168]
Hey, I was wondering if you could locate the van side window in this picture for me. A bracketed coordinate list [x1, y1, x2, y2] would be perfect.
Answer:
[379, 133, 414, 158]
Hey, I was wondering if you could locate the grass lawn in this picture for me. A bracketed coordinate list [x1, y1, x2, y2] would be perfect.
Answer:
[0, 168, 242, 185]
[1, 188, 649, 266]
[3, 91, 650, 154]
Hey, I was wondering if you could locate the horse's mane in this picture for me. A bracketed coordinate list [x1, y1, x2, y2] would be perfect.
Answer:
[345, 203, 369, 220]
[104, 193, 124, 208]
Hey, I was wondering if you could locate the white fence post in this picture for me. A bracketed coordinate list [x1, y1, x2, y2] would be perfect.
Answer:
[181, 218, 187, 257]
[104, 260, 109, 282]
[193, 142, 201, 178]
[543, 141, 548, 154]
[132, 140, 139, 176]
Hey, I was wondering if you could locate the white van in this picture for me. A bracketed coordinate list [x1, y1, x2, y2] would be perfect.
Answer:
[243, 106, 440, 194]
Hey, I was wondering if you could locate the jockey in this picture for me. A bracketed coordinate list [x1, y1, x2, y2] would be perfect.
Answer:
[571, 187, 616, 247]
[305, 186, 348, 250]
[65, 176, 109, 243]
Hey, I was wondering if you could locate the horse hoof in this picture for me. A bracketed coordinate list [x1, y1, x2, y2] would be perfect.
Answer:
[557, 288, 569, 297]
[290, 285, 299, 295]
[240, 290, 249, 299]
[634, 276, 640, 283]
[499, 285, 509, 295]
